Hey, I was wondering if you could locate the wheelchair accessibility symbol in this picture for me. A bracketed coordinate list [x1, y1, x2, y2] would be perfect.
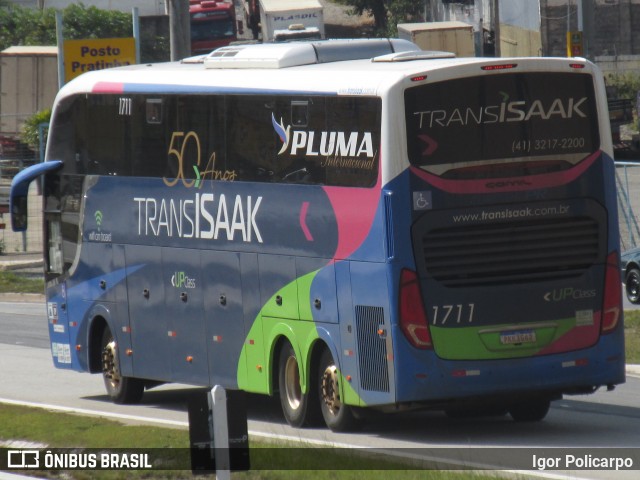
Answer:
[413, 191, 432, 211]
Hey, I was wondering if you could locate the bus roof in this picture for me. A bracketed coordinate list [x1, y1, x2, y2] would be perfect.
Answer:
[57, 40, 599, 99]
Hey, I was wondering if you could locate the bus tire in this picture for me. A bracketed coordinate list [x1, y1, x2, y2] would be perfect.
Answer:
[625, 267, 640, 304]
[318, 349, 358, 432]
[277, 342, 319, 427]
[101, 328, 144, 404]
[508, 398, 550, 422]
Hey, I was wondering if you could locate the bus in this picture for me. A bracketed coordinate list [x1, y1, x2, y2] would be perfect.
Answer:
[11, 39, 625, 431]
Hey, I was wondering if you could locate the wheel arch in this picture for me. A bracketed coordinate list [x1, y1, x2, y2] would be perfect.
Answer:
[265, 322, 340, 398]
[86, 304, 116, 373]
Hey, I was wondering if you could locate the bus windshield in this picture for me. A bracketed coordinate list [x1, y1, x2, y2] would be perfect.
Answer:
[405, 72, 600, 178]
[191, 17, 236, 41]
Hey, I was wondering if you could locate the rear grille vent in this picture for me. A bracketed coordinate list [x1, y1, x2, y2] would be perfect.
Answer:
[419, 217, 600, 287]
[355, 305, 389, 392]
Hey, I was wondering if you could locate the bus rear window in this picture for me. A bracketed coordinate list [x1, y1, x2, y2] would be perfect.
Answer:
[405, 72, 600, 177]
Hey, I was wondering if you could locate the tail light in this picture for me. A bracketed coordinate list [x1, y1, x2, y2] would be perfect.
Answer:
[399, 269, 432, 349]
[602, 251, 622, 334]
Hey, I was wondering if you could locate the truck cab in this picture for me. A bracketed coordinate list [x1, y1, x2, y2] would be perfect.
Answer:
[190, 0, 238, 54]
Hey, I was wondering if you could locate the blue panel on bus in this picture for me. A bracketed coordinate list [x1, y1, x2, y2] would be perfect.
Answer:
[94, 81, 337, 97]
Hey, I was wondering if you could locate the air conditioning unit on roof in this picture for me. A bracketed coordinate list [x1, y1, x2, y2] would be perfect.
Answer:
[203, 39, 421, 69]
[204, 43, 317, 69]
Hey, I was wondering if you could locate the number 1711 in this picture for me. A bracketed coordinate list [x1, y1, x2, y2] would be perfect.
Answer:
[432, 304, 475, 325]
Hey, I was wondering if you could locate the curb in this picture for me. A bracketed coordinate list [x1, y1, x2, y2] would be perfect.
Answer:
[626, 364, 640, 376]
[0, 293, 45, 303]
[0, 260, 43, 271]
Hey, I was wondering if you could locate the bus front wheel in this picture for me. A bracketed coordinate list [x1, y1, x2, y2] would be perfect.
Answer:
[318, 349, 357, 432]
[101, 328, 144, 404]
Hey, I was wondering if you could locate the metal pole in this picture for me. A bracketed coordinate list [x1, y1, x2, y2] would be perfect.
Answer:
[38, 123, 48, 163]
[577, 0, 583, 31]
[493, 0, 501, 57]
[132, 7, 141, 65]
[168, 0, 191, 61]
[55, 11, 65, 89]
[212, 386, 230, 480]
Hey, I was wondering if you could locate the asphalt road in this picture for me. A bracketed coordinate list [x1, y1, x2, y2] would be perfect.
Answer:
[2, 301, 640, 478]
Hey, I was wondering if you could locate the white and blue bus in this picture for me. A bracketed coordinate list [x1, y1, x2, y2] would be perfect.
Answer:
[11, 39, 624, 431]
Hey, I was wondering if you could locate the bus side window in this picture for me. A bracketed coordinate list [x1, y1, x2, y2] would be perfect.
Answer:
[227, 95, 280, 182]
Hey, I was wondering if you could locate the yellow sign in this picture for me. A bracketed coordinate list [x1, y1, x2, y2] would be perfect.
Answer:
[64, 37, 136, 82]
[567, 31, 583, 57]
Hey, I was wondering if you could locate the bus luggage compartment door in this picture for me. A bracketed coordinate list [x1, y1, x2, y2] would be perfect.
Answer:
[125, 245, 170, 381]
[162, 247, 208, 385]
[202, 250, 245, 388]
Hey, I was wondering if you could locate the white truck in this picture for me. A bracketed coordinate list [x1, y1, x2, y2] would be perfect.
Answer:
[245, 0, 324, 42]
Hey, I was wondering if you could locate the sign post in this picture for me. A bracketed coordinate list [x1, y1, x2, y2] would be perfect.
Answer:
[55, 10, 140, 87]
[188, 387, 250, 477]
[63, 37, 136, 83]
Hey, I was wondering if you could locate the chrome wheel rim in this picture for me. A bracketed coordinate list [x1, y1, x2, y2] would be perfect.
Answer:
[628, 271, 640, 302]
[321, 364, 341, 415]
[284, 355, 301, 410]
[102, 339, 121, 390]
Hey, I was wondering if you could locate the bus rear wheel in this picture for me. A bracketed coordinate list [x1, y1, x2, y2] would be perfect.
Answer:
[277, 342, 320, 427]
[101, 328, 144, 404]
[508, 398, 550, 422]
[318, 349, 357, 432]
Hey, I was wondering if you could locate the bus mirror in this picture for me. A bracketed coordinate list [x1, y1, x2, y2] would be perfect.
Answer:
[9, 160, 63, 232]
[11, 195, 28, 232]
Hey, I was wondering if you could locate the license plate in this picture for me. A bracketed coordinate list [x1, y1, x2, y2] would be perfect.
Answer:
[500, 330, 536, 345]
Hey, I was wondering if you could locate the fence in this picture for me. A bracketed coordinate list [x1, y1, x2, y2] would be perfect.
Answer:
[0, 161, 42, 254]
[617, 161, 640, 252]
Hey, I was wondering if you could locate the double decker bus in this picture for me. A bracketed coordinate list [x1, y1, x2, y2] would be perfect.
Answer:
[11, 39, 624, 431]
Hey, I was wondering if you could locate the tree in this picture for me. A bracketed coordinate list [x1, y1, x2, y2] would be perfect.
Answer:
[0, 4, 168, 62]
[334, 0, 423, 37]
[0, 4, 131, 52]
[21, 109, 51, 152]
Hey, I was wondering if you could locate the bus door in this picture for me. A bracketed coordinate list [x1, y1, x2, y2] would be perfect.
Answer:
[44, 193, 75, 368]
[163, 248, 209, 384]
[125, 245, 170, 380]
[46, 275, 72, 368]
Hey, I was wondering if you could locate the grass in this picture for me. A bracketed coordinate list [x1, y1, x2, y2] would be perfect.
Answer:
[0, 404, 497, 480]
[0, 269, 44, 294]
[624, 310, 640, 364]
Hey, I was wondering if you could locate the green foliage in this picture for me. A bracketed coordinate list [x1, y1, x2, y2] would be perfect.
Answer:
[0, 4, 132, 52]
[385, 0, 423, 37]
[0, 5, 51, 49]
[21, 109, 51, 150]
[624, 310, 640, 364]
[334, 0, 422, 37]
[605, 72, 640, 100]
[0, 270, 44, 294]
[62, 3, 132, 40]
